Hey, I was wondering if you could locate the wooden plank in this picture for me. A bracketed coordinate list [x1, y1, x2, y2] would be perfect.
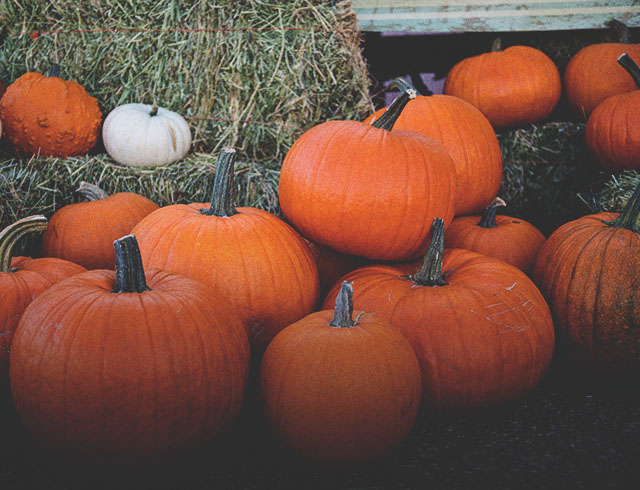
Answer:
[352, 1, 640, 32]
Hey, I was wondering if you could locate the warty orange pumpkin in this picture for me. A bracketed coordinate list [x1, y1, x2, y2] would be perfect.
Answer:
[0, 65, 102, 157]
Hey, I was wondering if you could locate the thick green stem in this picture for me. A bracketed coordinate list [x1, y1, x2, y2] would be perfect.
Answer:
[111, 235, 151, 293]
[370, 89, 417, 131]
[0, 215, 48, 272]
[150, 104, 159, 117]
[617, 53, 640, 90]
[388, 77, 422, 96]
[607, 19, 630, 43]
[329, 281, 356, 327]
[492, 38, 502, 52]
[478, 197, 507, 228]
[410, 218, 448, 287]
[76, 181, 109, 201]
[201, 148, 238, 217]
[604, 182, 640, 232]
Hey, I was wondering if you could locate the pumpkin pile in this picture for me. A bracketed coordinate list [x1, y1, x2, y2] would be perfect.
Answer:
[1, 31, 640, 468]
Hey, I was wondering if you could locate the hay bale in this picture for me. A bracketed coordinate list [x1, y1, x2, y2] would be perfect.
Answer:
[497, 122, 613, 236]
[0, 150, 281, 233]
[0, 0, 372, 161]
[598, 171, 640, 212]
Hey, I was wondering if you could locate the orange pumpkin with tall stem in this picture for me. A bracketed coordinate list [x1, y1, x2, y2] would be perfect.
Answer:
[279, 89, 457, 262]
[323, 218, 555, 413]
[132, 148, 319, 351]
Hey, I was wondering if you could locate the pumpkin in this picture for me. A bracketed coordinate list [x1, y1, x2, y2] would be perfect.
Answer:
[323, 218, 555, 413]
[444, 197, 546, 275]
[364, 77, 502, 216]
[260, 281, 421, 464]
[102, 103, 192, 167]
[585, 53, 640, 171]
[10, 234, 250, 462]
[564, 20, 640, 118]
[132, 148, 319, 350]
[41, 182, 159, 270]
[279, 89, 457, 262]
[0, 216, 86, 380]
[532, 182, 640, 375]
[304, 239, 370, 297]
[0, 65, 101, 157]
[443, 39, 561, 129]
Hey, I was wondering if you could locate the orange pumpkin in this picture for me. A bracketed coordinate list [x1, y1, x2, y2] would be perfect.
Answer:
[323, 218, 555, 413]
[132, 149, 319, 350]
[585, 53, 640, 171]
[10, 235, 250, 462]
[279, 90, 457, 262]
[533, 182, 640, 375]
[41, 182, 159, 269]
[365, 78, 502, 216]
[443, 40, 561, 129]
[260, 281, 421, 464]
[564, 20, 640, 118]
[444, 198, 546, 275]
[0, 216, 86, 380]
[0, 65, 102, 157]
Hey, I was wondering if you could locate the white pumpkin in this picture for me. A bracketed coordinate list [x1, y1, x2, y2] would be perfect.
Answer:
[102, 103, 191, 167]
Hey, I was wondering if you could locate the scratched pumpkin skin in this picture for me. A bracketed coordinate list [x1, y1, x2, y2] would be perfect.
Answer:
[102, 103, 191, 167]
[323, 220, 555, 413]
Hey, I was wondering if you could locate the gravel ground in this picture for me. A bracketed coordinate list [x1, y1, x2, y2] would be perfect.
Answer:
[1, 355, 638, 490]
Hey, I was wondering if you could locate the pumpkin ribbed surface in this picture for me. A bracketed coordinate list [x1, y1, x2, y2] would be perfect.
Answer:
[564, 43, 640, 118]
[132, 205, 319, 350]
[323, 248, 555, 412]
[279, 120, 457, 261]
[444, 45, 561, 128]
[533, 212, 640, 373]
[364, 94, 502, 216]
[41, 191, 159, 270]
[10, 267, 250, 461]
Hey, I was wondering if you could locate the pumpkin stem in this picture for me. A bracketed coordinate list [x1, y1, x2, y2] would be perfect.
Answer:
[330, 281, 357, 327]
[202, 148, 238, 217]
[410, 218, 448, 287]
[112, 235, 151, 293]
[370, 89, 417, 131]
[604, 182, 640, 232]
[150, 104, 159, 117]
[617, 53, 640, 90]
[0, 215, 48, 273]
[388, 77, 422, 96]
[491, 37, 502, 52]
[478, 197, 507, 228]
[607, 19, 630, 44]
[76, 181, 109, 201]
[47, 64, 61, 78]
